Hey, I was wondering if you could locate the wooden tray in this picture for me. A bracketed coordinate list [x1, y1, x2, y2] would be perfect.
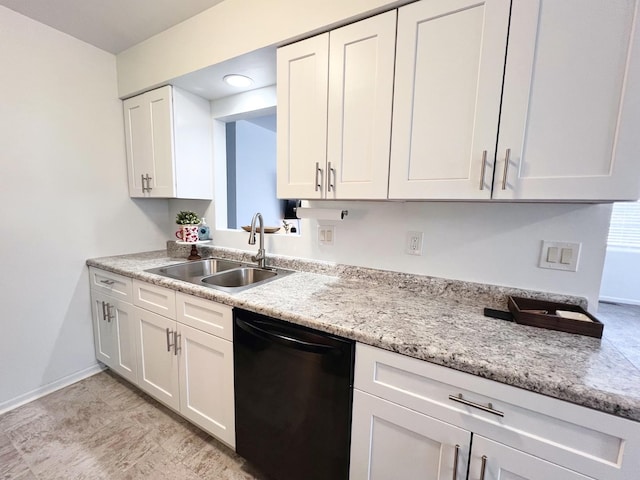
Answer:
[507, 296, 604, 338]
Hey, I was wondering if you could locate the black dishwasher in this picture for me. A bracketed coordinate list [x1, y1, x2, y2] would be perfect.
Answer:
[233, 308, 355, 480]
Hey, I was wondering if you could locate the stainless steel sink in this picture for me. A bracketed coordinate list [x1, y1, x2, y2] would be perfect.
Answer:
[146, 258, 292, 293]
[202, 267, 278, 288]
[147, 258, 242, 282]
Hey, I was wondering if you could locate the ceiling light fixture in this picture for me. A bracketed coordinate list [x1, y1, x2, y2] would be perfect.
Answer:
[223, 74, 253, 88]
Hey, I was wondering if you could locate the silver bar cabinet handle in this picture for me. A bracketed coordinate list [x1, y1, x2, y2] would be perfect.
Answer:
[501, 148, 511, 190]
[101, 301, 107, 321]
[100, 279, 115, 286]
[173, 331, 181, 356]
[145, 174, 152, 191]
[141, 174, 147, 192]
[479, 150, 487, 191]
[166, 328, 174, 352]
[327, 161, 335, 192]
[452, 444, 460, 480]
[448, 394, 504, 417]
[106, 304, 114, 323]
[314, 162, 322, 192]
[479, 455, 488, 480]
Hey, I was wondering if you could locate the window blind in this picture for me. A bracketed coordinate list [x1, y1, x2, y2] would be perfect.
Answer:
[607, 201, 640, 248]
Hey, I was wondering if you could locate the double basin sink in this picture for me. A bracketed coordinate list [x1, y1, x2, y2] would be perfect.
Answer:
[146, 258, 292, 293]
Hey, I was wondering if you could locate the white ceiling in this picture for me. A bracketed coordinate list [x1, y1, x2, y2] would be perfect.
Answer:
[0, 0, 277, 100]
[0, 0, 226, 54]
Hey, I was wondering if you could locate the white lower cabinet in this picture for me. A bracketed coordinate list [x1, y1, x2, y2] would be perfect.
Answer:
[135, 307, 180, 410]
[350, 389, 470, 480]
[91, 269, 234, 448]
[350, 343, 640, 480]
[90, 269, 137, 384]
[469, 436, 593, 480]
[132, 283, 235, 448]
[178, 323, 234, 446]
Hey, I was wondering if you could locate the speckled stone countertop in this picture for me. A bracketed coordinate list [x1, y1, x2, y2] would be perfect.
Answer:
[87, 245, 640, 423]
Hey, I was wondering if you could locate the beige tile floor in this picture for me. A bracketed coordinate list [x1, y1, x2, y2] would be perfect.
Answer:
[0, 370, 266, 480]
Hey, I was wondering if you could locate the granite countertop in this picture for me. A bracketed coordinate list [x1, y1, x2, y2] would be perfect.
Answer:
[87, 246, 640, 423]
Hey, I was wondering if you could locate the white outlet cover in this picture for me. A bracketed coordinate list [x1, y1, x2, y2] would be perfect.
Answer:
[406, 231, 424, 256]
[539, 240, 581, 272]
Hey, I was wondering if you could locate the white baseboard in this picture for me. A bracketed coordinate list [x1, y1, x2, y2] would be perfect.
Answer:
[0, 363, 106, 415]
[599, 295, 640, 306]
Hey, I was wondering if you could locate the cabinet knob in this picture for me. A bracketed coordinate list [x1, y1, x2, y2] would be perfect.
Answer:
[314, 162, 323, 192]
[452, 444, 460, 480]
[448, 393, 504, 417]
[166, 327, 175, 352]
[479, 150, 488, 191]
[327, 161, 335, 192]
[141, 173, 153, 192]
[501, 148, 511, 190]
[106, 303, 114, 323]
[479, 455, 488, 480]
[173, 331, 181, 356]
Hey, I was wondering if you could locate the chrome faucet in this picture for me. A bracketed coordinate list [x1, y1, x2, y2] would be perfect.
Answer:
[248, 212, 266, 268]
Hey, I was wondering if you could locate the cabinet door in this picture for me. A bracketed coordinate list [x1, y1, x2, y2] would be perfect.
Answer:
[389, 0, 510, 199]
[146, 86, 176, 198]
[178, 323, 235, 447]
[91, 290, 137, 383]
[277, 33, 329, 199]
[494, 0, 640, 201]
[134, 307, 179, 410]
[91, 291, 116, 367]
[350, 389, 470, 480]
[123, 86, 176, 198]
[469, 436, 594, 480]
[123, 93, 154, 198]
[109, 299, 138, 385]
[326, 11, 396, 199]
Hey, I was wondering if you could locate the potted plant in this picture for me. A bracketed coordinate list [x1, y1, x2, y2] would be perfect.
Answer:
[176, 210, 200, 225]
[175, 211, 201, 243]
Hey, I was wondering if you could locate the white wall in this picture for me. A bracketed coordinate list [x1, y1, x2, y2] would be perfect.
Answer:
[203, 201, 611, 310]
[116, 0, 407, 97]
[0, 7, 170, 410]
[600, 248, 640, 305]
[165, 87, 613, 310]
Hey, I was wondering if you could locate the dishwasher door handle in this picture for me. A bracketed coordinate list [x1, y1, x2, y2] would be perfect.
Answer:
[235, 318, 337, 354]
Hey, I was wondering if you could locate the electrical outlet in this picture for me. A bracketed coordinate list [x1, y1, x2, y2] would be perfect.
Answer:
[406, 231, 424, 256]
[539, 240, 581, 271]
[318, 225, 335, 246]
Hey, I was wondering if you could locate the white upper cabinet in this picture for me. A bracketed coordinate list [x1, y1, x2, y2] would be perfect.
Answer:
[277, 34, 329, 199]
[277, 11, 397, 199]
[388, 0, 640, 201]
[326, 11, 396, 199]
[495, 0, 640, 201]
[389, 0, 511, 200]
[123, 85, 213, 199]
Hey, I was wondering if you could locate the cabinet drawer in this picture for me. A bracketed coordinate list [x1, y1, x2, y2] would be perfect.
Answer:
[89, 267, 132, 300]
[132, 280, 176, 319]
[176, 292, 232, 341]
[355, 343, 639, 480]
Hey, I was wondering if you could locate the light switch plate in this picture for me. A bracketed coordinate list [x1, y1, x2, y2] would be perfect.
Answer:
[318, 225, 335, 246]
[539, 241, 581, 272]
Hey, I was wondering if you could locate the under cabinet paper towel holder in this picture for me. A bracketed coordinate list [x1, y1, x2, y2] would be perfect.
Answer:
[294, 207, 348, 220]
